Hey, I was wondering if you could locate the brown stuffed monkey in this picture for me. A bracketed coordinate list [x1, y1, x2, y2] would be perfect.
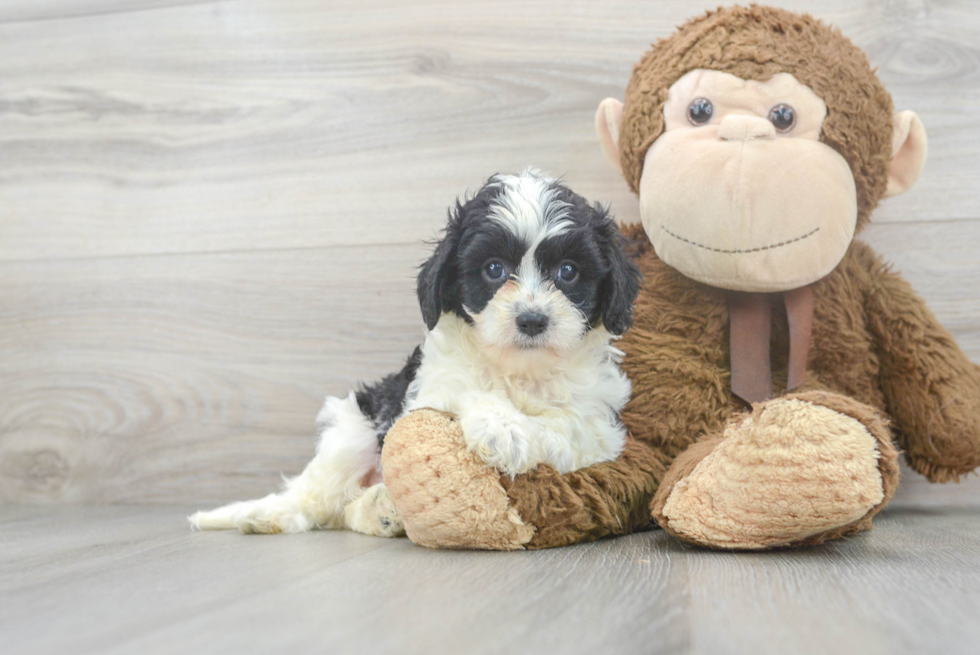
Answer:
[381, 5, 980, 550]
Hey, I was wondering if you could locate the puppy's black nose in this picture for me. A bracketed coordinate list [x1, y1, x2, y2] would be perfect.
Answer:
[516, 312, 549, 337]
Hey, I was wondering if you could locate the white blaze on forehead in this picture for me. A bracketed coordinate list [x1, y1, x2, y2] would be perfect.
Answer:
[489, 170, 572, 243]
[488, 169, 573, 290]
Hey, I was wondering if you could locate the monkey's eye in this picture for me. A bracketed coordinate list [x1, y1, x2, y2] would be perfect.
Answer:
[768, 104, 796, 132]
[483, 260, 506, 281]
[687, 98, 714, 125]
[557, 262, 578, 282]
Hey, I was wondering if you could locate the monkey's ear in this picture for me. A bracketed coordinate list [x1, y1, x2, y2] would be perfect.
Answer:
[885, 111, 928, 198]
[595, 98, 624, 174]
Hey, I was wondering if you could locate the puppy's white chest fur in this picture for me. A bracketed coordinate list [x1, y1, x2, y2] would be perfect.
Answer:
[406, 314, 630, 475]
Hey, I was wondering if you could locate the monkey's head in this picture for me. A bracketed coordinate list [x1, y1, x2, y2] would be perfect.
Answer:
[596, 5, 927, 292]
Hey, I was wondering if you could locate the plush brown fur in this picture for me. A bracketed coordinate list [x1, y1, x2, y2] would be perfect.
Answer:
[382, 5, 980, 550]
[619, 5, 893, 231]
[500, 437, 667, 549]
[506, 222, 978, 548]
[619, 224, 980, 485]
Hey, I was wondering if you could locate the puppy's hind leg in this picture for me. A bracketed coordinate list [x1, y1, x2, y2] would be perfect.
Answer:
[344, 483, 405, 537]
[189, 392, 381, 534]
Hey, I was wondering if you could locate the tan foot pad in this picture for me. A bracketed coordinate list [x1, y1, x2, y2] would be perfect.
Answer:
[661, 398, 885, 549]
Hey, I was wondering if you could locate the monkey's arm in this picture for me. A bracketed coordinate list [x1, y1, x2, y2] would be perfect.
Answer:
[381, 408, 666, 550]
[501, 254, 743, 548]
[498, 437, 667, 548]
[861, 245, 980, 482]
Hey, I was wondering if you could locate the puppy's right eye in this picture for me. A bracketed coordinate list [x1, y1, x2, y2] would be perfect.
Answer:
[483, 261, 506, 281]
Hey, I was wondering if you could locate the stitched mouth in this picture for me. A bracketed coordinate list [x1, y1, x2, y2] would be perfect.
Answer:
[661, 225, 820, 254]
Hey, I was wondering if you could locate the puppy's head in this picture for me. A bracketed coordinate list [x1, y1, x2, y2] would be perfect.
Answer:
[418, 170, 641, 353]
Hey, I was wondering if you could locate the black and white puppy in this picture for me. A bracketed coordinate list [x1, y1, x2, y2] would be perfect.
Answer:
[190, 170, 641, 537]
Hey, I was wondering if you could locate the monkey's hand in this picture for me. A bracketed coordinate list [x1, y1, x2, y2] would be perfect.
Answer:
[863, 246, 980, 482]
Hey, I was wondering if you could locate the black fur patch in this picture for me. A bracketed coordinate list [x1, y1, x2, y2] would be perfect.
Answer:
[456, 220, 527, 316]
[355, 346, 422, 450]
[417, 182, 508, 329]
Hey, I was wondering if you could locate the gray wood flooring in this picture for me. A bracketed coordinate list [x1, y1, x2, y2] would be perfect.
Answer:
[2, 501, 979, 655]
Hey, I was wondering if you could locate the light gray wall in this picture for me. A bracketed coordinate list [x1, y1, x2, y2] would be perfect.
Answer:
[1, 0, 978, 504]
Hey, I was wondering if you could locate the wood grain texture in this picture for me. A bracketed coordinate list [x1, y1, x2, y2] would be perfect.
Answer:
[1, 504, 978, 655]
[0, 0, 978, 504]
[0, 245, 423, 503]
[0, 0, 978, 261]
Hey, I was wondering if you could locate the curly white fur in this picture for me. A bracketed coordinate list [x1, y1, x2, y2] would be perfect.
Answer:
[408, 314, 629, 476]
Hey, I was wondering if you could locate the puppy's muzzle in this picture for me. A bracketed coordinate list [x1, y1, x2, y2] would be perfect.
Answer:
[516, 312, 549, 337]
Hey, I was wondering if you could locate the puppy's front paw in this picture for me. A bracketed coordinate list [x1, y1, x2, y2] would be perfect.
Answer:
[344, 484, 405, 538]
[460, 408, 534, 477]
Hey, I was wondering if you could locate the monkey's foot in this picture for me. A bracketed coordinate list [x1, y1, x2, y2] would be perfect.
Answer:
[651, 391, 899, 549]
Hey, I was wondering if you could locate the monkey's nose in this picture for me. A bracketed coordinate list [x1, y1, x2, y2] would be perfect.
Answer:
[718, 115, 776, 141]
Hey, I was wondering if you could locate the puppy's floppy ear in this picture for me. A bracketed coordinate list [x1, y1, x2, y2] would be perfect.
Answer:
[595, 204, 641, 335]
[417, 204, 462, 330]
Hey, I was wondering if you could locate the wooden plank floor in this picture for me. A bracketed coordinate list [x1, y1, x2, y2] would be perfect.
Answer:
[2, 500, 979, 655]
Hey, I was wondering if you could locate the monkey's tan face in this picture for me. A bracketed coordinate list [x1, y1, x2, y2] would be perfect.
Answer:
[639, 70, 858, 292]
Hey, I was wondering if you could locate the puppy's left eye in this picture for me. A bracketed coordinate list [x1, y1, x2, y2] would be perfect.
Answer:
[484, 260, 506, 281]
[558, 262, 578, 282]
